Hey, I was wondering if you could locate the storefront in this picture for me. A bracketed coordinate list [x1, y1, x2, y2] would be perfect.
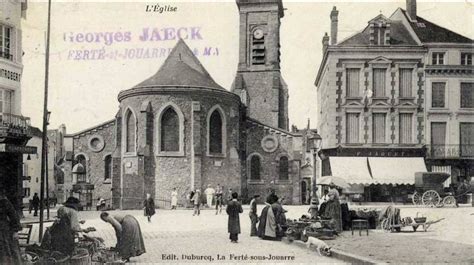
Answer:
[0, 143, 37, 212]
[319, 147, 427, 203]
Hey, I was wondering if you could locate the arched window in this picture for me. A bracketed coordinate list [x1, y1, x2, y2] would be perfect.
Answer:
[279, 156, 289, 180]
[209, 110, 223, 154]
[250, 155, 261, 180]
[125, 110, 136, 152]
[161, 107, 179, 152]
[104, 155, 112, 180]
[74, 155, 87, 183]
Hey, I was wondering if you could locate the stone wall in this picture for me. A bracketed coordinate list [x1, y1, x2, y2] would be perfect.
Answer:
[72, 121, 115, 207]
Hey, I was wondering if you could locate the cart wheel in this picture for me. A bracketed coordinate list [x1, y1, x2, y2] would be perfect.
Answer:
[412, 191, 422, 205]
[442, 196, 456, 207]
[381, 219, 390, 232]
[422, 190, 441, 207]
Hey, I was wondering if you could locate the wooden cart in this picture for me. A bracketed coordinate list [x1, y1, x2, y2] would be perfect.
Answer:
[412, 172, 456, 207]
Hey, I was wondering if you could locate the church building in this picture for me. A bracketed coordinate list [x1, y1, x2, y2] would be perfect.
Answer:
[58, 0, 307, 209]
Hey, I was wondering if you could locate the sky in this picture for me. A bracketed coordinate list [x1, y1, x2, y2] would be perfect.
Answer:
[21, 0, 474, 133]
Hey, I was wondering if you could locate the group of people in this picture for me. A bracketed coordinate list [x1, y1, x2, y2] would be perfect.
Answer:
[225, 189, 288, 243]
[308, 183, 343, 232]
[187, 184, 229, 215]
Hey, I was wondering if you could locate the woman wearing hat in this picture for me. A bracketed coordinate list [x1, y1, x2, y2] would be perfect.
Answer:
[322, 183, 342, 232]
[0, 185, 22, 264]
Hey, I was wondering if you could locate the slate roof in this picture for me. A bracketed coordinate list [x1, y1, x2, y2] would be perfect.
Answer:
[399, 9, 473, 44]
[29, 126, 43, 138]
[339, 19, 418, 46]
[338, 9, 472, 46]
[133, 39, 225, 90]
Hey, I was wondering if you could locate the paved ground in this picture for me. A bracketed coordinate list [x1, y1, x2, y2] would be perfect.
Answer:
[24, 206, 339, 263]
[22, 203, 474, 263]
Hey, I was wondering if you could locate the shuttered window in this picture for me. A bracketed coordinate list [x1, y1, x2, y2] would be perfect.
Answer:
[399, 113, 413, 144]
[373, 69, 386, 97]
[432, 82, 446, 108]
[399, 69, 413, 98]
[460, 123, 474, 157]
[346, 69, 360, 97]
[346, 113, 360, 144]
[372, 113, 386, 143]
[460, 83, 474, 108]
[431, 122, 446, 157]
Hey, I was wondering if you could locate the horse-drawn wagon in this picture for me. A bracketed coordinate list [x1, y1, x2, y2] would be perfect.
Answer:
[412, 172, 471, 207]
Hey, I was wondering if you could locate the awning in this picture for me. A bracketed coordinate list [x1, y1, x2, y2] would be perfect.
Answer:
[368, 157, 427, 185]
[326, 157, 374, 185]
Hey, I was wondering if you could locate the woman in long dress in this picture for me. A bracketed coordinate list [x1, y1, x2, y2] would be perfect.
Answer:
[0, 186, 22, 265]
[323, 184, 342, 232]
[171, 188, 178, 210]
[100, 211, 146, 262]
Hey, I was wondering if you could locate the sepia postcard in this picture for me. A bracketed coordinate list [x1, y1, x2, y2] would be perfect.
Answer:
[0, 0, 473, 263]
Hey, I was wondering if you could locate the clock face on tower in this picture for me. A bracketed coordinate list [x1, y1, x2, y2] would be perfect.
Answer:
[253, 29, 264, 40]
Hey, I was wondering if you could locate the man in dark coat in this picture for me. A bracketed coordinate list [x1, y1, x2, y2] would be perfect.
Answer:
[249, 195, 260, 236]
[226, 192, 243, 243]
[32, 193, 40, 216]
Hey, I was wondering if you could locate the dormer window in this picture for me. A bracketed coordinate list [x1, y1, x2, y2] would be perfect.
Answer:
[432, 52, 445, 65]
[461, 53, 472, 65]
[369, 17, 390, 46]
[251, 28, 265, 65]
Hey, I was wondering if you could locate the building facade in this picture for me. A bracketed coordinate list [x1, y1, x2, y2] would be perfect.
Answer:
[0, 0, 36, 212]
[60, 0, 308, 209]
[315, 0, 473, 202]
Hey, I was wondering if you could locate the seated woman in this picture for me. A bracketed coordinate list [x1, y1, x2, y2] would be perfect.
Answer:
[100, 212, 146, 262]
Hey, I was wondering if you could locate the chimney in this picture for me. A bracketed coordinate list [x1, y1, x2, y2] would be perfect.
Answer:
[406, 0, 417, 21]
[330, 6, 339, 45]
[322, 32, 329, 53]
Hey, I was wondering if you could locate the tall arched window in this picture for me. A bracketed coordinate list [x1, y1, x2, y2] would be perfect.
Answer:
[161, 107, 179, 152]
[125, 110, 136, 153]
[104, 155, 112, 180]
[250, 155, 261, 180]
[209, 110, 223, 154]
[279, 156, 289, 180]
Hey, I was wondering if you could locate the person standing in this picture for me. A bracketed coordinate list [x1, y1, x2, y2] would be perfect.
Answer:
[226, 188, 233, 206]
[192, 189, 201, 216]
[249, 195, 260, 236]
[323, 183, 342, 232]
[226, 192, 243, 243]
[204, 184, 215, 208]
[143, 193, 155, 223]
[100, 212, 146, 262]
[0, 186, 22, 264]
[32, 192, 40, 216]
[171, 188, 178, 210]
[215, 185, 223, 215]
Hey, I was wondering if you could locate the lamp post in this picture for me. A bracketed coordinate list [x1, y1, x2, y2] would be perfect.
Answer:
[307, 130, 322, 209]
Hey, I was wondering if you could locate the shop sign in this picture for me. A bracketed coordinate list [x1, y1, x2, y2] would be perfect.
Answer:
[0, 144, 37, 154]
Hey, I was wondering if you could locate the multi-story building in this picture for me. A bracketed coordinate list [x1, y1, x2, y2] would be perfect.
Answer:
[314, 0, 473, 202]
[0, 0, 36, 212]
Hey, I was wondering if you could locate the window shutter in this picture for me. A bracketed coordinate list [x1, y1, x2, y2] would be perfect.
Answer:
[460, 83, 474, 108]
[399, 113, 413, 144]
[432, 82, 446, 108]
[346, 113, 359, 143]
[430, 122, 446, 157]
[346, 69, 360, 97]
[372, 113, 386, 143]
[399, 69, 412, 97]
[373, 69, 386, 97]
[460, 123, 474, 156]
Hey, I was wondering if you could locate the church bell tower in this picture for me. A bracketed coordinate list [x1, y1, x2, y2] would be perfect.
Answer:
[232, 0, 289, 130]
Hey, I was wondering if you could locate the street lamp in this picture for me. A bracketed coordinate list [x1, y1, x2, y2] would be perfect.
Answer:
[308, 130, 322, 210]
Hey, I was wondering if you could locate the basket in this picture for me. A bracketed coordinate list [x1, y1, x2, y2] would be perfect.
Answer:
[414, 212, 426, 223]
[70, 248, 91, 265]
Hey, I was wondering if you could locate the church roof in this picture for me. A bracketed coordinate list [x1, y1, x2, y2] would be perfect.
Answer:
[133, 39, 225, 90]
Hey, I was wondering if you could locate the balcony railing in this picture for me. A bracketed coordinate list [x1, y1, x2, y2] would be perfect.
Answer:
[0, 112, 31, 136]
[0, 51, 13, 61]
[426, 144, 474, 158]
